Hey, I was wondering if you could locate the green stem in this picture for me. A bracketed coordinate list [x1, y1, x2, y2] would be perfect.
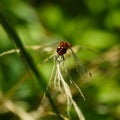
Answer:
[0, 7, 63, 120]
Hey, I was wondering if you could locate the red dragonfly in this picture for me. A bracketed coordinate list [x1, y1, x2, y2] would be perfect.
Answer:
[27, 41, 92, 78]
[55, 41, 92, 77]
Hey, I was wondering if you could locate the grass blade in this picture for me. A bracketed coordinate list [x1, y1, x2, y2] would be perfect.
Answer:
[0, 7, 63, 120]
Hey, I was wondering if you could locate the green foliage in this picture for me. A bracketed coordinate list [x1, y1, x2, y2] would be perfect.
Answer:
[0, 0, 120, 120]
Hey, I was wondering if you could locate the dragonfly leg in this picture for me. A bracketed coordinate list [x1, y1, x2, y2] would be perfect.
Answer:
[61, 55, 65, 61]
[55, 54, 64, 63]
[55, 54, 59, 61]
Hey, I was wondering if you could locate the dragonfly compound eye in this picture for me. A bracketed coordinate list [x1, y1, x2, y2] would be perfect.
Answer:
[57, 46, 67, 55]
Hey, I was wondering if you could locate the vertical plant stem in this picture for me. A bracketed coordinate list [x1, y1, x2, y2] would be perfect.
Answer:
[0, 7, 63, 120]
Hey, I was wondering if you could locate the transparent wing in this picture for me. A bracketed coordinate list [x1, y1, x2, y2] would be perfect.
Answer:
[25, 42, 59, 64]
[0, 42, 58, 57]
[26, 42, 58, 55]
[69, 47, 92, 78]
[60, 62, 86, 100]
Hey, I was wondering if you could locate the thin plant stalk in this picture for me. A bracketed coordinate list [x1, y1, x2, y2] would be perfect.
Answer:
[0, 8, 63, 120]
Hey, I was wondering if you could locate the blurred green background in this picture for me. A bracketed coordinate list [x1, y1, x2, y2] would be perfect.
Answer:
[0, 0, 120, 120]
